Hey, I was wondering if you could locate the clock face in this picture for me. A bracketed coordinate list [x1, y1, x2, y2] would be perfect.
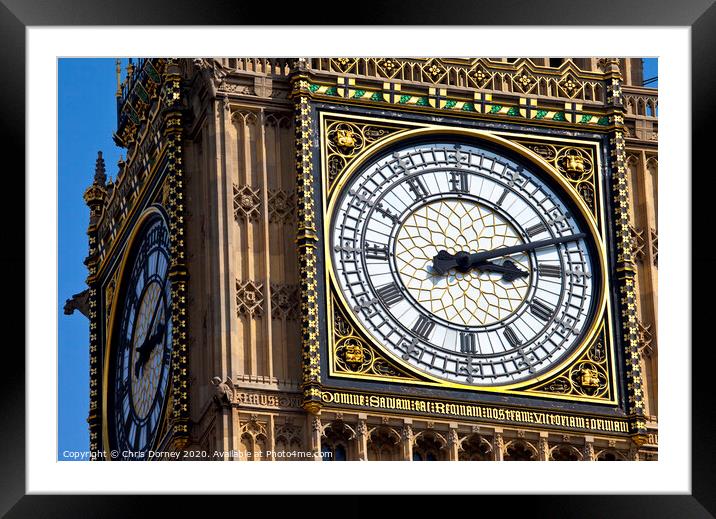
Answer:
[330, 139, 601, 386]
[108, 215, 172, 455]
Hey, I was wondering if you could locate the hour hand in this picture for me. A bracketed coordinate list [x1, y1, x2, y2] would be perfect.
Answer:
[134, 323, 166, 377]
[432, 250, 462, 275]
[473, 260, 528, 281]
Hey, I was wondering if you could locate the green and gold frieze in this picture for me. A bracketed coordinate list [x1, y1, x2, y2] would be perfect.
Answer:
[307, 79, 613, 129]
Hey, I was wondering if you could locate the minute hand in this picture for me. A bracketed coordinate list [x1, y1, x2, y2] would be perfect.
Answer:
[432, 233, 586, 274]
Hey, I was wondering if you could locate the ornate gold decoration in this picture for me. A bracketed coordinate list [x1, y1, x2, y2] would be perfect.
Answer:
[314, 58, 608, 105]
[513, 69, 537, 95]
[564, 153, 585, 175]
[344, 342, 365, 364]
[291, 81, 322, 412]
[525, 324, 611, 400]
[422, 59, 447, 82]
[579, 367, 601, 388]
[606, 64, 647, 437]
[163, 59, 190, 449]
[334, 128, 357, 149]
[558, 74, 584, 99]
[517, 140, 597, 215]
[556, 147, 594, 182]
[467, 64, 492, 89]
[377, 58, 402, 79]
[324, 119, 406, 190]
[330, 57, 357, 74]
[332, 294, 416, 380]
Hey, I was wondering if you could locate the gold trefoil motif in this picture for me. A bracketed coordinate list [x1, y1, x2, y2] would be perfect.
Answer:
[394, 200, 530, 327]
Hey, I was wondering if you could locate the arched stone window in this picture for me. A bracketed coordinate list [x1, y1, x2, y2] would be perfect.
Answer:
[274, 424, 303, 461]
[550, 443, 583, 461]
[413, 431, 448, 461]
[237, 416, 269, 461]
[596, 449, 626, 461]
[368, 426, 402, 461]
[504, 440, 538, 461]
[458, 434, 493, 461]
[321, 421, 354, 461]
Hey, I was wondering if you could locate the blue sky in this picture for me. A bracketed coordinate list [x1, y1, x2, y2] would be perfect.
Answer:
[57, 57, 657, 460]
[58, 58, 125, 460]
[643, 58, 658, 88]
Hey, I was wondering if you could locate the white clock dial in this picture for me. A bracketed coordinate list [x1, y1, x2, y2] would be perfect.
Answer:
[330, 140, 600, 386]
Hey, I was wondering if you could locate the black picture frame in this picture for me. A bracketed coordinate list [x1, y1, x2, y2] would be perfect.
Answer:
[5, 0, 712, 516]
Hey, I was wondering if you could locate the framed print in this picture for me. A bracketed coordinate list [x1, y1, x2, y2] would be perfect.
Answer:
[5, 1, 714, 516]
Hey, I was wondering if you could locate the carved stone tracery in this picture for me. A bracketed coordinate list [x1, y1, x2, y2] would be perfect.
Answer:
[267, 189, 296, 224]
[233, 184, 261, 222]
[236, 280, 264, 318]
[271, 283, 300, 321]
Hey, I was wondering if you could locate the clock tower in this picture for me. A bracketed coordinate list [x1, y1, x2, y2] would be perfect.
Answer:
[77, 58, 658, 461]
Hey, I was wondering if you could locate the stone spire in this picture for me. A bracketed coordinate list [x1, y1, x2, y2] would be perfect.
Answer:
[84, 150, 108, 225]
[94, 151, 107, 185]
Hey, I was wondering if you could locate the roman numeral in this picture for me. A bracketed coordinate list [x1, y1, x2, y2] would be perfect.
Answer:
[460, 356, 481, 383]
[406, 176, 429, 201]
[518, 349, 536, 373]
[506, 166, 525, 187]
[538, 263, 562, 278]
[530, 299, 555, 321]
[548, 210, 570, 231]
[411, 315, 435, 340]
[376, 282, 404, 307]
[503, 325, 522, 348]
[565, 266, 592, 281]
[374, 203, 400, 224]
[402, 337, 418, 360]
[334, 244, 361, 255]
[449, 170, 469, 193]
[525, 222, 546, 237]
[353, 296, 378, 313]
[496, 189, 508, 206]
[556, 315, 581, 336]
[364, 242, 389, 260]
[459, 332, 476, 354]
[348, 189, 375, 207]
[392, 152, 412, 173]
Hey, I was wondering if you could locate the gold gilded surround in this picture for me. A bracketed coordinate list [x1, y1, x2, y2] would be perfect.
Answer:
[318, 115, 616, 405]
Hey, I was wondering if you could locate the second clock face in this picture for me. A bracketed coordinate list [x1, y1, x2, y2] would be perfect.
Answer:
[330, 139, 601, 386]
[109, 215, 172, 455]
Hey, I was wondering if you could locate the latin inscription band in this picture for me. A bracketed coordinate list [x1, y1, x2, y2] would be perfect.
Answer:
[321, 390, 629, 434]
